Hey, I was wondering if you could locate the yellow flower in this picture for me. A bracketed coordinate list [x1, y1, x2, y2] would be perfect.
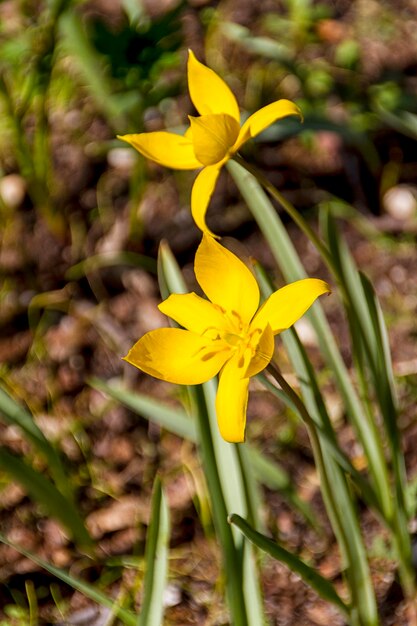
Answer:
[124, 235, 330, 443]
[117, 51, 302, 236]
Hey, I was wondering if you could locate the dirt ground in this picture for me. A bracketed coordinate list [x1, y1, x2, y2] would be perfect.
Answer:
[1, 0, 417, 624]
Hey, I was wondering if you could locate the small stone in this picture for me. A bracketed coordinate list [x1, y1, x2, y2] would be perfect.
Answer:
[0, 174, 26, 208]
[163, 583, 182, 608]
[107, 147, 137, 170]
[383, 185, 417, 220]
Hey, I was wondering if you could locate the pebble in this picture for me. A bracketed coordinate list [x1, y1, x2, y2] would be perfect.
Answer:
[383, 185, 417, 220]
[0, 174, 26, 208]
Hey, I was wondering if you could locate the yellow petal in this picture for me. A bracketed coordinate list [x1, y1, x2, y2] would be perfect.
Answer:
[195, 235, 260, 324]
[245, 324, 275, 377]
[191, 165, 221, 236]
[117, 132, 201, 170]
[216, 355, 250, 443]
[189, 114, 240, 166]
[124, 328, 228, 384]
[234, 99, 302, 150]
[158, 292, 227, 334]
[187, 50, 240, 122]
[252, 278, 330, 335]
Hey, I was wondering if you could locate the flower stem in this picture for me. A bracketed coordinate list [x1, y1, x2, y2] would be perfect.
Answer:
[233, 153, 337, 274]
[191, 384, 249, 626]
[266, 362, 379, 626]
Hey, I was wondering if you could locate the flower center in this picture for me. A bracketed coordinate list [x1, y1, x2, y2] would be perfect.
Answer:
[189, 113, 240, 166]
[201, 309, 263, 371]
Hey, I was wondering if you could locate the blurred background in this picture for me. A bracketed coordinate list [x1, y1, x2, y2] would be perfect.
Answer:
[1, 0, 417, 624]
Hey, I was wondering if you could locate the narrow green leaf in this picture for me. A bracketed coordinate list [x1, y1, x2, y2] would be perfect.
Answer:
[0, 385, 73, 501]
[59, 13, 135, 124]
[226, 159, 371, 447]
[0, 448, 91, 547]
[240, 216, 379, 623]
[66, 252, 156, 280]
[157, 240, 188, 298]
[89, 377, 197, 442]
[91, 376, 316, 528]
[158, 241, 254, 625]
[137, 477, 170, 626]
[0, 532, 136, 626]
[229, 514, 349, 616]
[322, 211, 399, 521]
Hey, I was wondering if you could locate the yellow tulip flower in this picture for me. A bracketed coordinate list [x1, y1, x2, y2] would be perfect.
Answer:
[118, 50, 302, 236]
[124, 235, 330, 442]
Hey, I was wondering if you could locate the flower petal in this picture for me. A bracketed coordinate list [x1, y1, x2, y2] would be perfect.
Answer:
[189, 114, 240, 166]
[245, 324, 275, 377]
[234, 99, 302, 150]
[191, 165, 221, 236]
[195, 235, 260, 324]
[252, 278, 330, 334]
[216, 355, 250, 443]
[159, 292, 227, 334]
[117, 132, 201, 170]
[124, 328, 228, 384]
[187, 50, 240, 122]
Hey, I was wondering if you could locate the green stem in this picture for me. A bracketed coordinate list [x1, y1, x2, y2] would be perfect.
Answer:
[190, 385, 248, 626]
[266, 363, 379, 626]
[233, 154, 336, 273]
[231, 155, 414, 600]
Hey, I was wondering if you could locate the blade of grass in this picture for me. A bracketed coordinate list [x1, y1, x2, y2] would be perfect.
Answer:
[258, 368, 381, 515]
[226, 160, 375, 456]
[255, 264, 378, 624]
[322, 212, 414, 593]
[360, 274, 414, 594]
[228, 159, 387, 507]
[0, 447, 91, 547]
[59, 12, 133, 125]
[200, 379, 266, 625]
[158, 241, 253, 625]
[89, 377, 317, 528]
[0, 532, 136, 626]
[0, 385, 74, 502]
[190, 384, 256, 626]
[90, 378, 197, 441]
[137, 477, 170, 626]
[229, 514, 349, 616]
[66, 252, 156, 281]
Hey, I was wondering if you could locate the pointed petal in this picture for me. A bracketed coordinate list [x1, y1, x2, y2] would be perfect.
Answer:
[216, 356, 250, 443]
[252, 279, 330, 335]
[188, 50, 240, 122]
[191, 165, 221, 236]
[195, 235, 260, 323]
[124, 328, 228, 385]
[245, 324, 275, 377]
[234, 99, 302, 150]
[159, 292, 227, 334]
[117, 132, 201, 170]
[189, 114, 240, 166]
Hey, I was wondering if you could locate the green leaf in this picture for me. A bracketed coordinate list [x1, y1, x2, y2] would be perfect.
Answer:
[224, 170, 379, 624]
[59, 12, 133, 125]
[226, 160, 370, 445]
[66, 252, 156, 280]
[229, 514, 349, 616]
[0, 447, 91, 547]
[90, 377, 197, 441]
[322, 211, 400, 520]
[137, 477, 170, 626]
[0, 532, 136, 626]
[158, 242, 263, 625]
[0, 385, 73, 501]
[90, 378, 317, 526]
